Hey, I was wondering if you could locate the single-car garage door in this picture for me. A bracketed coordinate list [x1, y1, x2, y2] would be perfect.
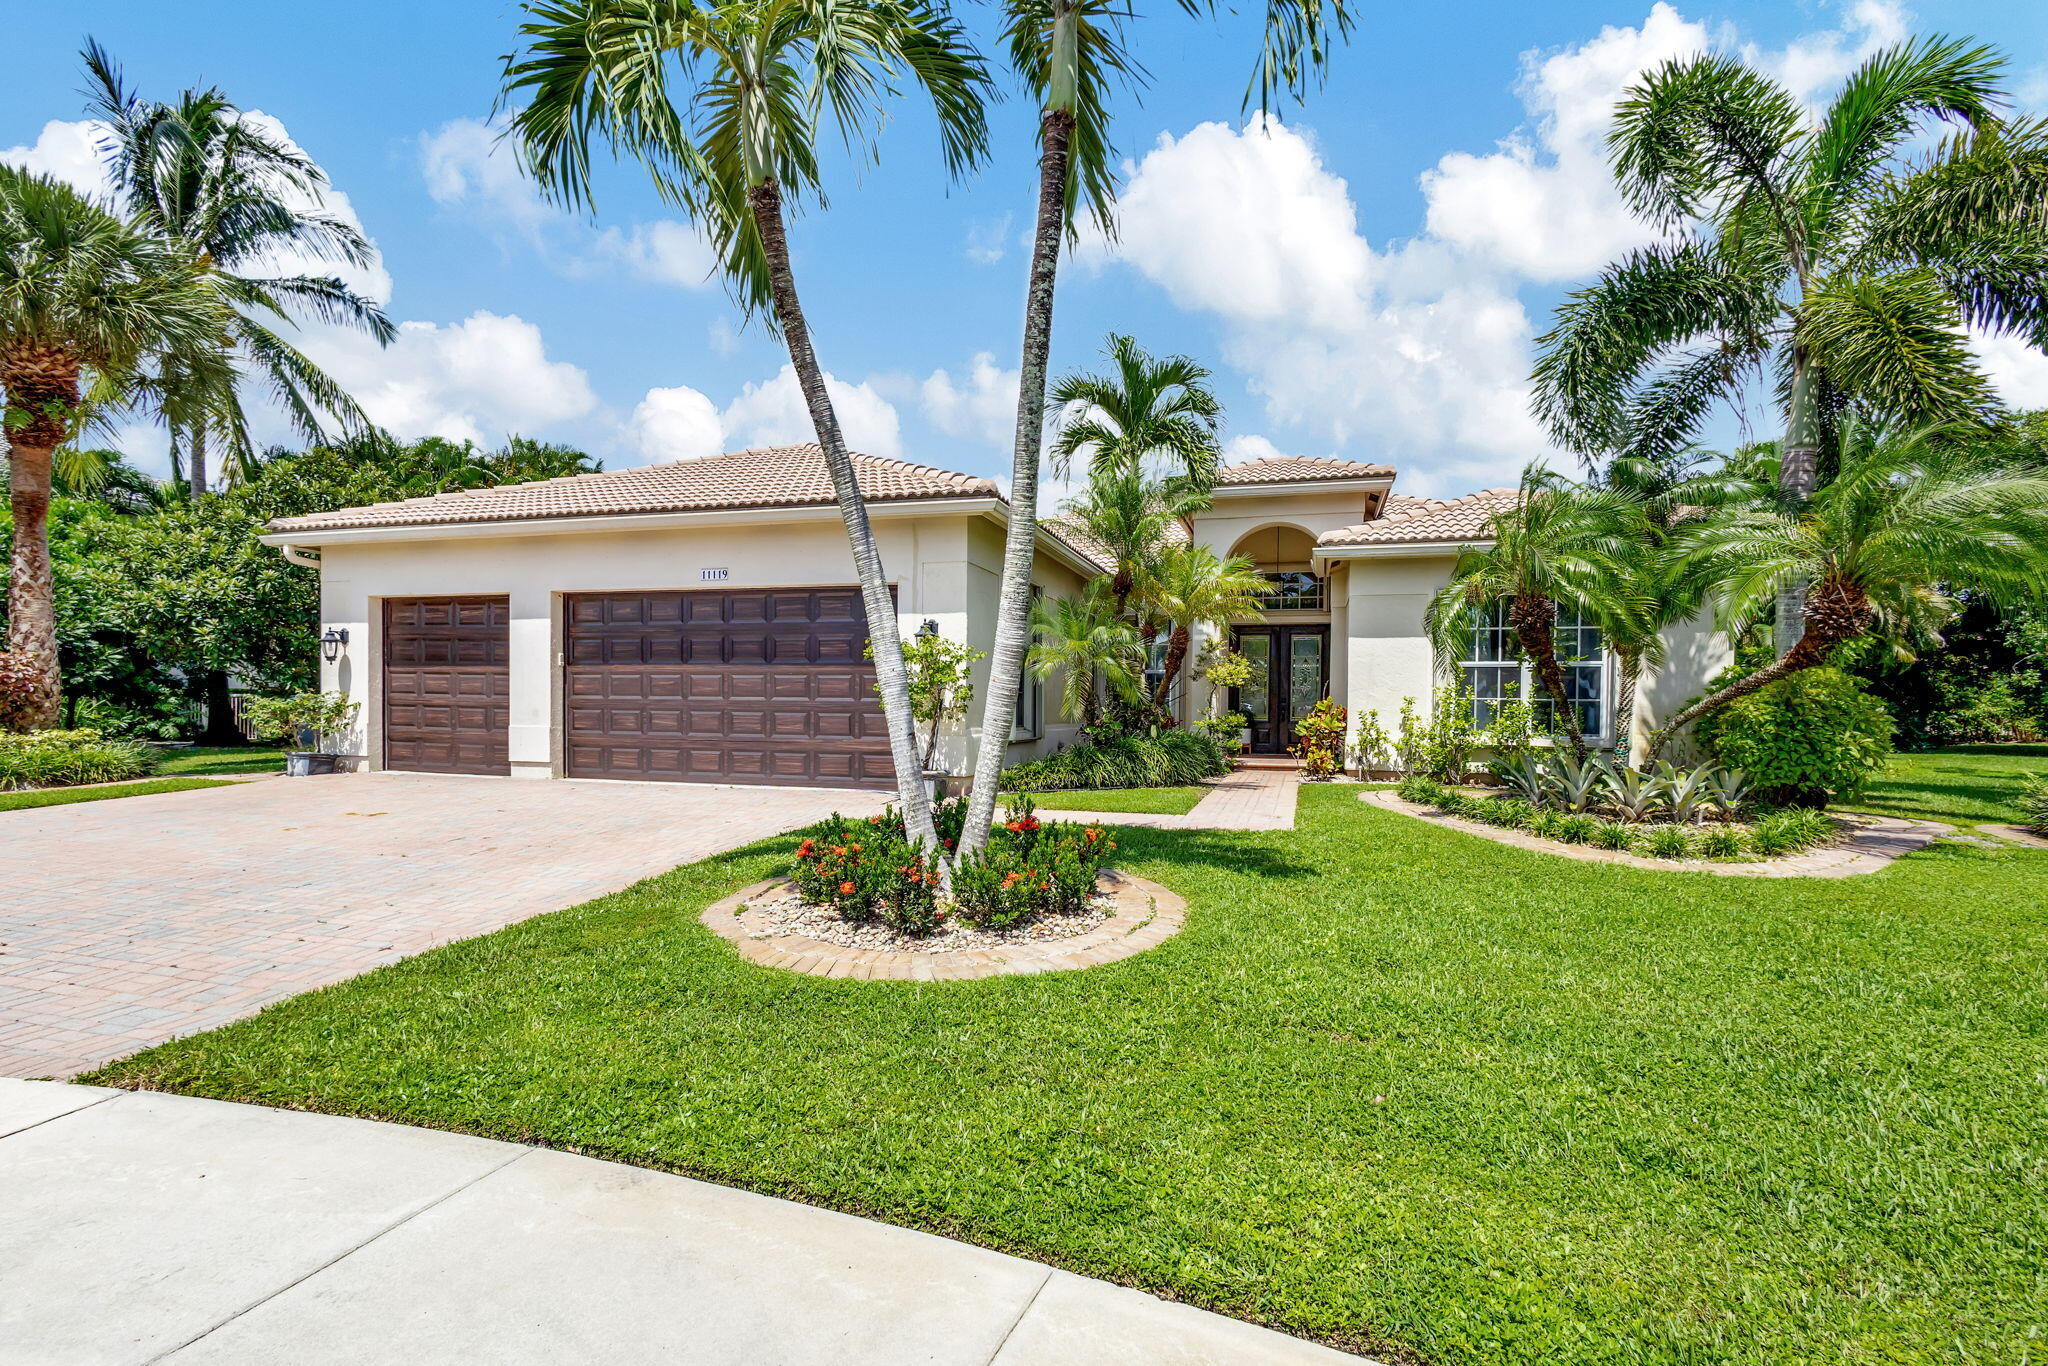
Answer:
[563, 587, 890, 789]
[381, 596, 511, 775]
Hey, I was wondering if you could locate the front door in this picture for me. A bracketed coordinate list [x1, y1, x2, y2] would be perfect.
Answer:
[1231, 626, 1329, 754]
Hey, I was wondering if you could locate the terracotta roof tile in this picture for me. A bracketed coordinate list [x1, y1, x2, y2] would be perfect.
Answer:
[1317, 487, 1519, 546]
[1215, 455, 1394, 485]
[1038, 511, 1188, 572]
[268, 445, 1000, 533]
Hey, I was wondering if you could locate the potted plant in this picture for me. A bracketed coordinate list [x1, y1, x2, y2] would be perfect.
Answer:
[241, 691, 361, 776]
[1197, 641, 1257, 751]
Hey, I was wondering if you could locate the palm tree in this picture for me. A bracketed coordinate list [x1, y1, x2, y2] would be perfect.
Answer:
[1136, 544, 1270, 709]
[959, 0, 1354, 858]
[503, 0, 989, 850]
[84, 41, 394, 496]
[1058, 467, 1201, 619]
[1532, 37, 2048, 655]
[51, 447, 173, 514]
[0, 166, 230, 728]
[488, 434, 601, 482]
[1026, 585, 1142, 730]
[1644, 422, 2048, 759]
[1049, 335, 1224, 492]
[1422, 467, 1647, 760]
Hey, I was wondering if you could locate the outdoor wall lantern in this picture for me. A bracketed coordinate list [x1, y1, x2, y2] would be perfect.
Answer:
[320, 627, 350, 664]
[919, 619, 940, 637]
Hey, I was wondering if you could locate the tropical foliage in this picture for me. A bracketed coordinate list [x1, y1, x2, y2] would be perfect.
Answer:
[1695, 667, 1895, 806]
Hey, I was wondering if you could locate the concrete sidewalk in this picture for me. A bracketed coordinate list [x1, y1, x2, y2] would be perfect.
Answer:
[1039, 765, 1300, 832]
[1, 1080, 1366, 1365]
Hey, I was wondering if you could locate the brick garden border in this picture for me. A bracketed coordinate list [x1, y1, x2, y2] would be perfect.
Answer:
[700, 869, 1187, 980]
[1359, 788, 1952, 878]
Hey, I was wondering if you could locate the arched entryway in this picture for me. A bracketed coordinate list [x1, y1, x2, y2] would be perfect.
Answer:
[1225, 525, 1329, 754]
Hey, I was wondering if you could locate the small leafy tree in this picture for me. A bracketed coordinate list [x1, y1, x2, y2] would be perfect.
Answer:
[1694, 668, 1894, 807]
[868, 631, 983, 771]
[241, 690, 360, 752]
[1351, 707, 1393, 776]
[1289, 698, 1346, 779]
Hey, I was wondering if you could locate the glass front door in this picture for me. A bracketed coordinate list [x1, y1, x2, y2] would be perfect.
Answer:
[1231, 626, 1328, 753]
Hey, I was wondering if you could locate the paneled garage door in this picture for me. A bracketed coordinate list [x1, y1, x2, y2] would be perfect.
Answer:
[381, 596, 511, 775]
[563, 587, 891, 789]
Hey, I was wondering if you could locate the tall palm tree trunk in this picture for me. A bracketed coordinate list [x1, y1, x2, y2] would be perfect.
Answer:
[1645, 576, 1870, 761]
[1509, 591, 1587, 760]
[1152, 624, 1189, 709]
[957, 106, 1075, 858]
[1610, 651, 1641, 763]
[747, 181, 940, 849]
[1774, 354, 1822, 656]
[2, 346, 76, 730]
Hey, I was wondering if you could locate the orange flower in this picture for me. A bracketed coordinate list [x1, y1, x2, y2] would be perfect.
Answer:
[830, 845, 847, 857]
[849, 842, 862, 853]
[838, 881, 857, 896]
[1084, 827, 1102, 841]
[796, 838, 816, 858]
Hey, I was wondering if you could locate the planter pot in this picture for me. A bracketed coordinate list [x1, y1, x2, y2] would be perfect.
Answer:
[284, 751, 340, 777]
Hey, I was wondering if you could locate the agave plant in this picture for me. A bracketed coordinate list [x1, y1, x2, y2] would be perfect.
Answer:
[1490, 752, 1549, 807]
[1602, 764, 1668, 823]
[1703, 767, 1753, 822]
[1654, 761, 1714, 825]
[1543, 750, 1611, 814]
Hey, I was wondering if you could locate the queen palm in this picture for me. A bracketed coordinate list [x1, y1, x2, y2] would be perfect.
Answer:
[503, 0, 990, 850]
[1025, 585, 1142, 730]
[1643, 422, 2048, 759]
[1, 166, 231, 728]
[1136, 545, 1270, 709]
[959, 0, 1353, 857]
[1422, 467, 1647, 760]
[84, 42, 393, 496]
[1532, 37, 2048, 655]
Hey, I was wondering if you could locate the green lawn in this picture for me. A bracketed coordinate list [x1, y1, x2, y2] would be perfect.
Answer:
[0, 776, 237, 812]
[87, 780, 2047, 1364]
[1838, 742, 2046, 826]
[154, 745, 287, 776]
[1017, 784, 1211, 815]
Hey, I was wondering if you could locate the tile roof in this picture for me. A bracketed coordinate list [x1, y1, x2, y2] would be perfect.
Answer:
[1317, 488, 1519, 546]
[1037, 511, 1189, 574]
[1215, 456, 1394, 485]
[267, 445, 1001, 533]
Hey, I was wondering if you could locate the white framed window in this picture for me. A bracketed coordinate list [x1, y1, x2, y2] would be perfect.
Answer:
[1459, 601, 1607, 738]
[1259, 570, 1325, 610]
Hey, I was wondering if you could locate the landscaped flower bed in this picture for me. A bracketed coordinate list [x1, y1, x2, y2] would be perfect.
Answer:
[774, 796, 1121, 950]
[1395, 754, 1842, 863]
[0, 729, 158, 791]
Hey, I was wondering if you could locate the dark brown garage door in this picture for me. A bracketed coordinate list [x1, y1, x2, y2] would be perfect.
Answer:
[563, 587, 890, 789]
[382, 596, 511, 775]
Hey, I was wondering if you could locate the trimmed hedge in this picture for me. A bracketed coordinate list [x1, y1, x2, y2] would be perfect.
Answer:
[1696, 668, 1894, 806]
[1000, 731, 1231, 793]
[0, 729, 159, 791]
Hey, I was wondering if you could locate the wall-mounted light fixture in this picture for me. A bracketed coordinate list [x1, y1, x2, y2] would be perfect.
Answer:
[320, 627, 350, 664]
[919, 619, 940, 637]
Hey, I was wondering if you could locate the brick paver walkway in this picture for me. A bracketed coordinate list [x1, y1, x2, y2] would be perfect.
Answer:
[1, 774, 884, 1079]
[1043, 764, 1300, 832]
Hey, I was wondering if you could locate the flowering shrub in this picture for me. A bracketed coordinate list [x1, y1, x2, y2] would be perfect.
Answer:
[789, 796, 1114, 936]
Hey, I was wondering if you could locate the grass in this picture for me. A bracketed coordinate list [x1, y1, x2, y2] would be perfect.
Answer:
[86, 766, 2048, 1365]
[1016, 784, 1211, 815]
[1838, 742, 2047, 826]
[0, 776, 236, 812]
[154, 745, 287, 776]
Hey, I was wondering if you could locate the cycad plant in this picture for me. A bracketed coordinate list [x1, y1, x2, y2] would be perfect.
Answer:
[1025, 585, 1143, 731]
[1533, 37, 2048, 652]
[503, 0, 991, 849]
[1423, 466, 1647, 759]
[1, 166, 232, 728]
[959, 0, 1354, 858]
[1137, 544, 1271, 709]
[84, 42, 393, 494]
[1646, 421, 2048, 758]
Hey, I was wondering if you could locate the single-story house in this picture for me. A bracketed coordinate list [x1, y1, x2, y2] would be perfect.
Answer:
[263, 445, 1727, 788]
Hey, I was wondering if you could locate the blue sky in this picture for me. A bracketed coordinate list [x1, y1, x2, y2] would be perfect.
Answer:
[5, 0, 2046, 496]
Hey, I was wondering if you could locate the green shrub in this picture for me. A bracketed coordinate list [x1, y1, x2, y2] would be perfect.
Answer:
[2022, 773, 2048, 835]
[1396, 775, 1445, 806]
[1526, 808, 1563, 839]
[1696, 668, 1894, 806]
[241, 691, 361, 751]
[1697, 825, 1747, 860]
[1552, 813, 1599, 844]
[0, 729, 158, 791]
[1289, 699, 1347, 779]
[1592, 821, 1635, 851]
[1641, 825, 1695, 859]
[1000, 731, 1230, 793]
[1749, 808, 1837, 857]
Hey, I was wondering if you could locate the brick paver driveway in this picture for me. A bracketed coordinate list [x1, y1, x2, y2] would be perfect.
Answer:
[1, 774, 884, 1080]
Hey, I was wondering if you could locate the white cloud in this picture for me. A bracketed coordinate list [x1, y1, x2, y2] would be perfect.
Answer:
[1751, 0, 1907, 107]
[965, 213, 1013, 265]
[630, 385, 726, 463]
[0, 119, 115, 200]
[301, 311, 598, 447]
[921, 352, 1020, 447]
[420, 116, 715, 290]
[721, 365, 903, 458]
[1975, 331, 2048, 411]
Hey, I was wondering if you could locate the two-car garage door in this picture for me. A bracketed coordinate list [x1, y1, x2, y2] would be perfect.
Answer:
[562, 587, 892, 789]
